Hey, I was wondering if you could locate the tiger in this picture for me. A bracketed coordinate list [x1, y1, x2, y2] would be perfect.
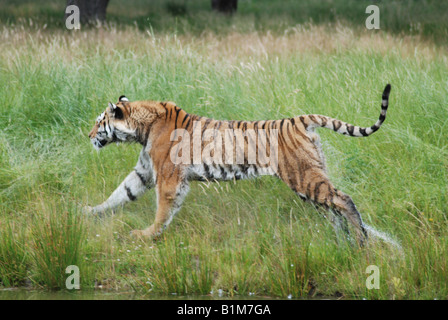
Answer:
[86, 84, 391, 246]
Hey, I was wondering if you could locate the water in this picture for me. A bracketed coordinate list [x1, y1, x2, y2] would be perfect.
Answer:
[364, 223, 403, 251]
[0, 288, 294, 300]
[0, 288, 147, 300]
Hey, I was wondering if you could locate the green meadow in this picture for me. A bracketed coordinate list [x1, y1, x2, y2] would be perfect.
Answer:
[0, 0, 447, 299]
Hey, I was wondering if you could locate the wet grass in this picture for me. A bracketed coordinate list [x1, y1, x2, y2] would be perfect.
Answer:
[0, 13, 447, 299]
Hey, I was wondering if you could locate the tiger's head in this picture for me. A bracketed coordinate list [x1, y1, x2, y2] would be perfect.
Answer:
[89, 95, 137, 150]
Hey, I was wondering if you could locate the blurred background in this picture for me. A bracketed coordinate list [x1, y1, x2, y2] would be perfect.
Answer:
[0, 0, 447, 42]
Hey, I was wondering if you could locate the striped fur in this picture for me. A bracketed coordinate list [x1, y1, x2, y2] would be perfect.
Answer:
[87, 85, 391, 246]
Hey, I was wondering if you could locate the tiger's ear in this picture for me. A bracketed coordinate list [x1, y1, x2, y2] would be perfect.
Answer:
[109, 102, 123, 119]
[108, 102, 117, 112]
[119, 95, 129, 102]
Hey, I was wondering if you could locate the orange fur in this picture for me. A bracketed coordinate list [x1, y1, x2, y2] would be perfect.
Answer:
[88, 85, 391, 246]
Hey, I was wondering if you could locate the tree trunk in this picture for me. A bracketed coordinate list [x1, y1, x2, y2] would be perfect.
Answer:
[212, 0, 238, 14]
[65, 0, 109, 24]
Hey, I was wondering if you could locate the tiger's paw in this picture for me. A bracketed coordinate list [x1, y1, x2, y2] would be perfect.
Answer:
[82, 205, 113, 218]
[82, 205, 94, 215]
[130, 229, 152, 239]
[130, 225, 160, 241]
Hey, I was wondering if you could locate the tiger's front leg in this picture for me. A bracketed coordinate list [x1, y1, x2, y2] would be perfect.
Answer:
[86, 155, 154, 215]
[131, 177, 190, 239]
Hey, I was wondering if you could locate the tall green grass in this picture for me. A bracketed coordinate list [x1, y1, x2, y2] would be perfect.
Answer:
[0, 221, 28, 287]
[0, 21, 447, 298]
[30, 200, 87, 288]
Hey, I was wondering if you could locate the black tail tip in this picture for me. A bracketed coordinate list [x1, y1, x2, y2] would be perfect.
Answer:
[383, 84, 391, 97]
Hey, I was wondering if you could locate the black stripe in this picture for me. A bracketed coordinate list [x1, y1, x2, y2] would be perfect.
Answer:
[125, 185, 136, 201]
[220, 166, 228, 180]
[320, 116, 327, 127]
[134, 169, 148, 186]
[347, 125, 355, 136]
[333, 120, 342, 131]
[285, 122, 300, 149]
[382, 84, 391, 98]
[162, 103, 168, 120]
[174, 107, 181, 129]
[239, 164, 249, 175]
[299, 116, 308, 129]
[202, 119, 212, 136]
[203, 164, 211, 179]
[252, 164, 258, 176]
[306, 182, 312, 198]
[308, 115, 317, 123]
[184, 117, 192, 130]
[181, 113, 190, 126]
[359, 127, 368, 136]
[216, 121, 222, 131]
[314, 181, 326, 202]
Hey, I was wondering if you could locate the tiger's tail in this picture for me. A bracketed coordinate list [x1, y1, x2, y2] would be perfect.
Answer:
[299, 84, 391, 137]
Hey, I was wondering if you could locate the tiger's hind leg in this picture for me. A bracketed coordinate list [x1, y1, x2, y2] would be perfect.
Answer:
[330, 209, 351, 244]
[281, 170, 368, 247]
[331, 189, 368, 247]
